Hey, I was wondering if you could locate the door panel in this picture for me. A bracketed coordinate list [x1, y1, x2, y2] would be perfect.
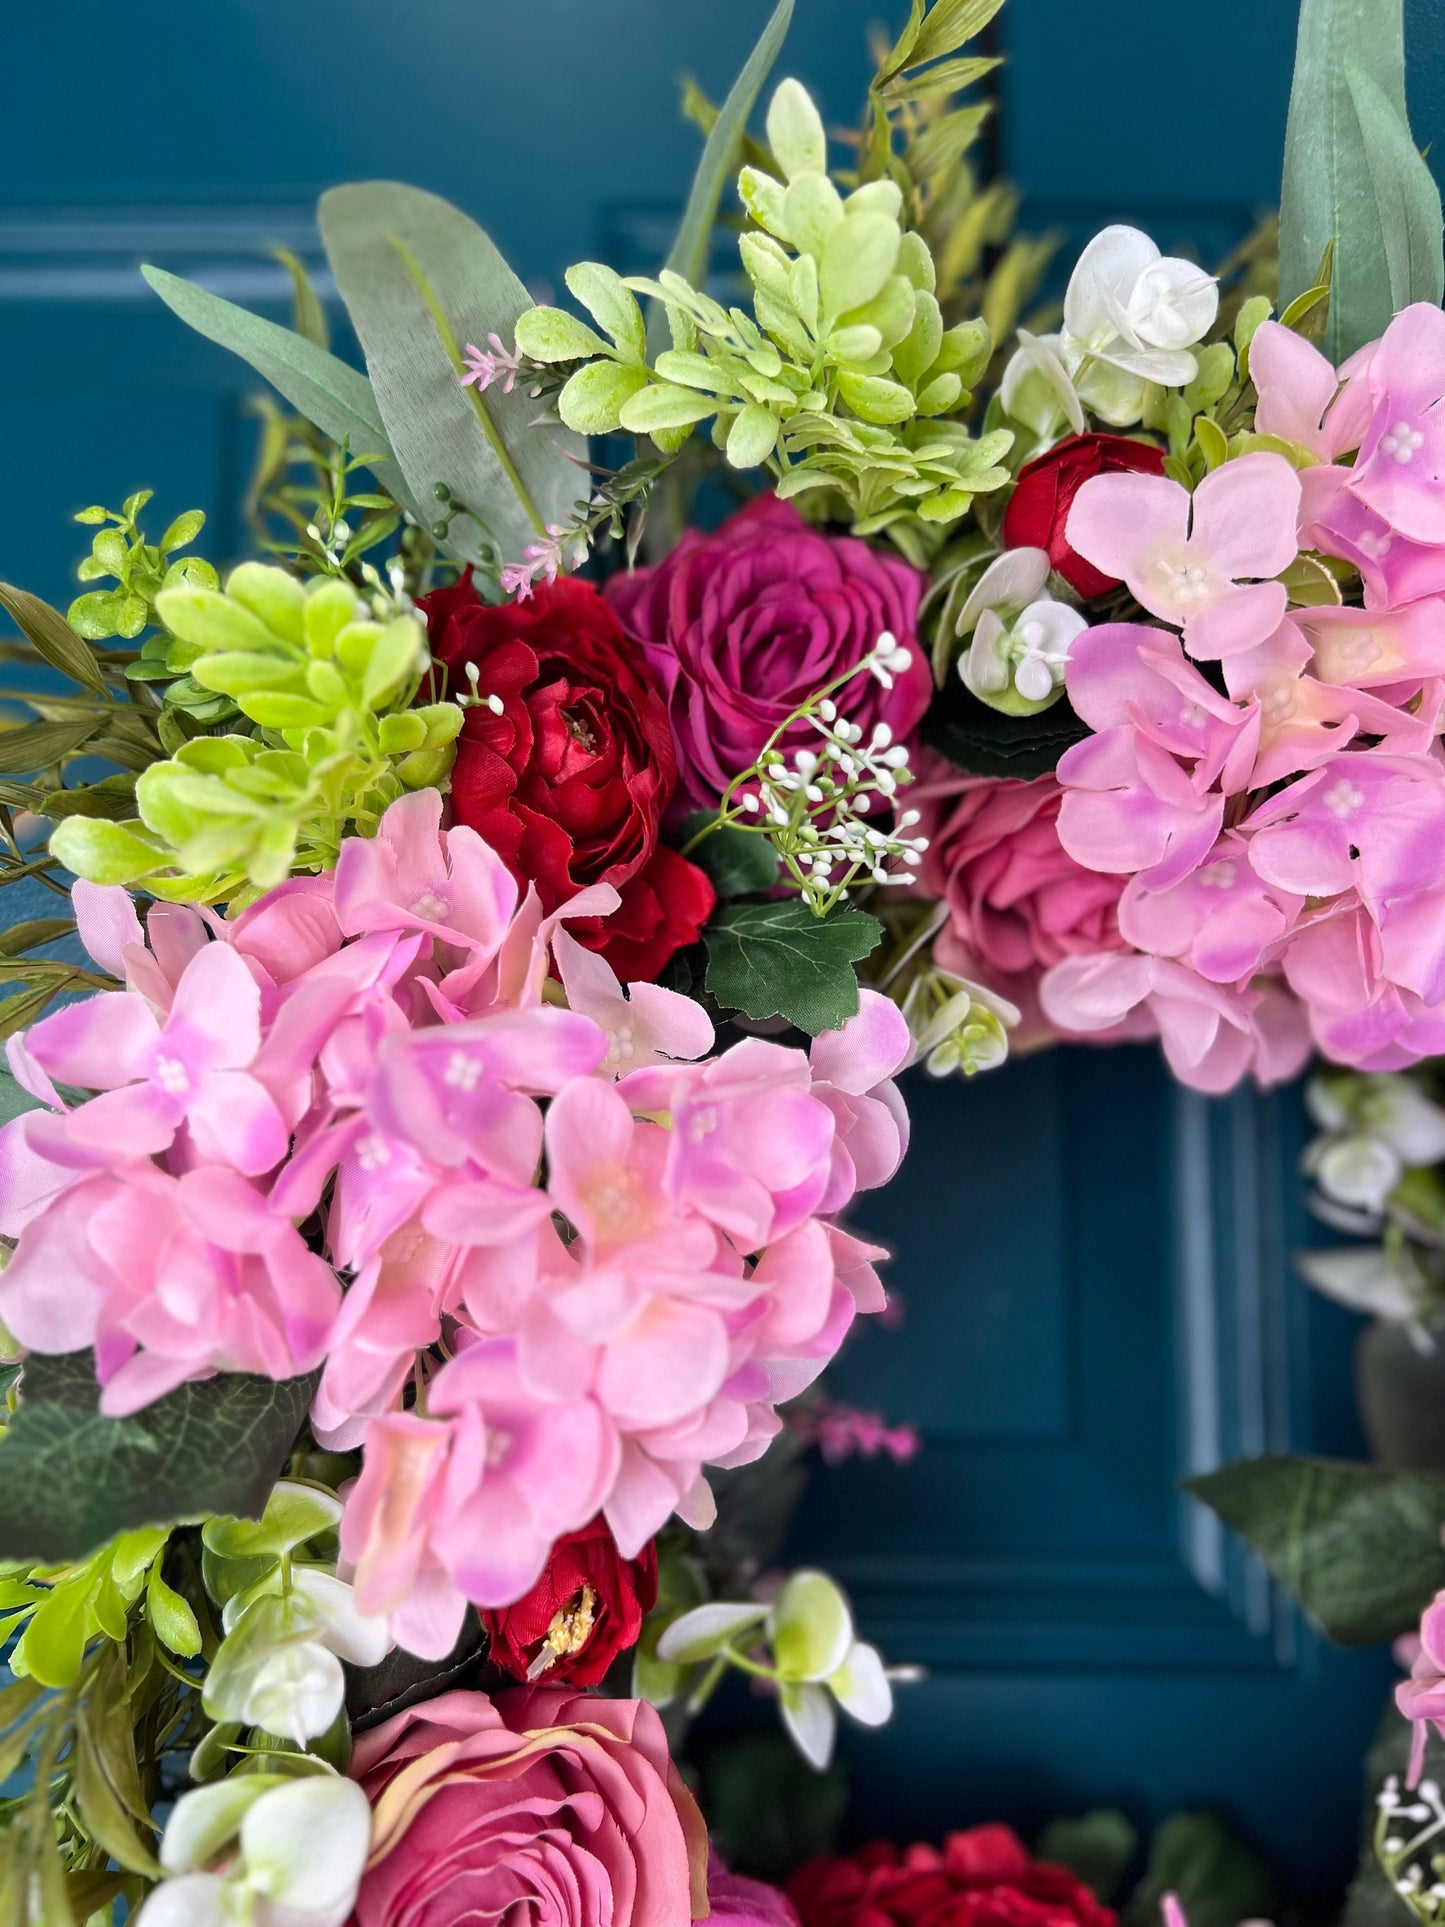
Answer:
[788, 1050, 1393, 1893]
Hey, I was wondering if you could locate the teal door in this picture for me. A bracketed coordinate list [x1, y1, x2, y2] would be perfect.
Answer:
[3, 0, 1439, 1898]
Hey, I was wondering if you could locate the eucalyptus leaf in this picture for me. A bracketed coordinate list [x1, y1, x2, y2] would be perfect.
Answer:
[0, 1351, 318, 1563]
[317, 182, 585, 570]
[1278, 0, 1443, 359]
[1186, 1454, 1445, 1645]
[140, 266, 423, 523]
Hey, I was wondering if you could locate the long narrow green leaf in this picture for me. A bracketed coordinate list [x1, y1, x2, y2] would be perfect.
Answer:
[663, 0, 794, 291]
[1278, 0, 1443, 360]
[318, 182, 586, 571]
[0, 586, 108, 697]
[140, 266, 424, 522]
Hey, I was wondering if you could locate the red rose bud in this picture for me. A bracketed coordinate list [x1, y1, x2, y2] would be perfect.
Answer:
[1002, 433, 1167, 600]
[482, 1518, 660, 1687]
[419, 572, 714, 983]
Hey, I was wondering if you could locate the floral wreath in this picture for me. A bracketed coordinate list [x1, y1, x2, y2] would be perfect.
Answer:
[0, 0, 1442, 1920]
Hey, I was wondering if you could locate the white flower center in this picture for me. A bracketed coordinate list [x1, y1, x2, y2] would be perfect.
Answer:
[1379, 420, 1424, 464]
[1261, 685, 1296, 725]
[602, 1022, 637, 1074]
[1155, 555, 1215, 608]
[1323, 777, 1366, 820]
[1356, 529, 1394, 560]
[1337, 631, 1382, 670]
[1197, 860, 1238, 890]
[442, 1051, 482, 1092]
[687, 1103, 719, 1144]
[153, 1054, 190, 1096]
[410, 891, 451, 923]
[356, 1134, 392, 1172]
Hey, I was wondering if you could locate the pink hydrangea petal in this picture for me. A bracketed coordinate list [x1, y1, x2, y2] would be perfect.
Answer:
[1186, 451, 1301, 581]
[24, 991, 159, 1090]
[1184, 581, 1290, 660]
[71, 880, 145, 979]
[1065, 471, 1189, 586]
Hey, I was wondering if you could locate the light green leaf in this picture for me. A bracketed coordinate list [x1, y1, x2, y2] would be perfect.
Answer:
[1186, 1454, 1445, 1645]
[0, 1351, 318, 1563]
[703, 900, 880, 1034]
[836, 370, 916, 425]
[618, 382, 718, 435]
[906, 0, 1005, 67]
[653, 0, 794, 348]
[656, 1601, 771, 1665]
[565, 263, 647, 364]
[771, 1571, 853, 1682]
[141, 266, 422, 523]
[558, 360, 652, 435]
[514, 305, 611, 364]
[1278, 0, 1443, 360]
[270, 245, 330, 351]
[48, 817, 168, 886]
[819, 215, 901, 321]
[726, 403, 780, 467]
[317, 182, 586, 568]
[881, 52, 1001, 100]
[767, 78, 828, 181]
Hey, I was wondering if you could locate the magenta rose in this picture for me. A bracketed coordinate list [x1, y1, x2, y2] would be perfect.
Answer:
[913, 751, 1127, 1039]
[350, 1687, 709, 1927]
[605, 495, 932, 810]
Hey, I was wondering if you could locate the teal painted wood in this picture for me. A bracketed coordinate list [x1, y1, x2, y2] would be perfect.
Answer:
[1, 0, 1438, 1896]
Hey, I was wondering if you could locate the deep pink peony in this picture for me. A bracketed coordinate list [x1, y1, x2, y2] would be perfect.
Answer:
[605, 495, 931, 810]
[912, 751, 1126, 1038]
[349, 1687, 709, 1927]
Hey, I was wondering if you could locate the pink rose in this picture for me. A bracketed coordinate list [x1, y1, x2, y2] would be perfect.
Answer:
[605, 496, 931, 811]
[350, 1687, 709, 1927]
[913, 752, 1126, 1039]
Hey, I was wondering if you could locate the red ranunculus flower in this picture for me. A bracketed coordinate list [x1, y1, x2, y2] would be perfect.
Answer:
[1002, 434, 1167, 599]
[420, 572, 714, 982]
[482, 1517, 660, 1687]
[789, 1826, 1116, 1927]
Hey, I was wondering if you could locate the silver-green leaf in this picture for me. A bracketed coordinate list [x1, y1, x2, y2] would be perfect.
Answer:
[317, 182, 586, 570]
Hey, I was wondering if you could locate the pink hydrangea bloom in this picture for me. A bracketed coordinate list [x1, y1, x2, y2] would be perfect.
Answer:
[1247, 319, 1373, 462]
[1057, 624, 1258, 886]
[1039, 952, 1311, 1093]
[0, 789, 907, 1624]
[1341, 303, 1445, 546]
[1398, 1590, 1445, 1786]
[1065, 451, 1301, 658]
[0, 1163, 340, 1415]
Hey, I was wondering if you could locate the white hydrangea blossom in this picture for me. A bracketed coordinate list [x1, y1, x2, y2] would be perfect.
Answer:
[955, 549, 1088, 713]
[1001, 225, 1218, 433]
[136, 1773, 372, 1927]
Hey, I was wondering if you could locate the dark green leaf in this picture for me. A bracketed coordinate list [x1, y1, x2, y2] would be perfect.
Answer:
[40, 775, 142, 822]
[317, 182, 585, 571]
[1037, 1812, 1138, 1903]
[0, 585, 108, 696]
[680, 813, 781, 898]
[0, 920, 76, 959]
[699, 1731, 847, 1884]
[1278, 0, 1444, 359]
[346, 1612, 485, 1731]
[1357, 1321, 1445, 1474]
[0, 719, 100, 775]
[704, 900, 880, 1034]
[922, 675, 1089, 779]
[141, 266, 425, 525]
[1123, 1812, 1277, 1927]
[1186, 1455, 1445, 1645]
[0, 1352, 318, 1563]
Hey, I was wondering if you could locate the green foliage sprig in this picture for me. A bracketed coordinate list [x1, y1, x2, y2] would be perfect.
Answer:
[516, 77, 1011, 557]
[50, 565, 463, 904]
